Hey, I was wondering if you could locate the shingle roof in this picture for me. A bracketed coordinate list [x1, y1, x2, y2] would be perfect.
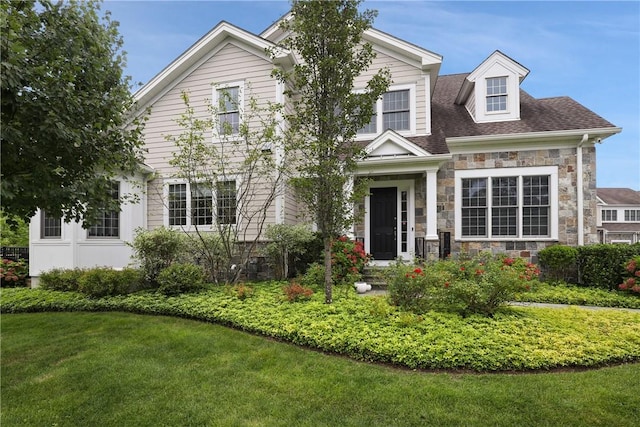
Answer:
[599, 222, 640, 233]
[598, 188, 640, 205]
[417, 73, 617, 154]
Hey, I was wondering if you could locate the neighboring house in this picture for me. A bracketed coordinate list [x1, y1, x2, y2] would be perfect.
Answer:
[29, 13, 621, 281]
[597, 188, 640, 244]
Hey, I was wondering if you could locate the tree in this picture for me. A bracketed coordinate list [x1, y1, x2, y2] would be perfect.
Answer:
[166, 89, 288, 284]
[273, 0, 391, 303]
[1, 0, 145, 225]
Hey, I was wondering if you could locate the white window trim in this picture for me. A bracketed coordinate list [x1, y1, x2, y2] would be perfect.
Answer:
[454, 166, 558, 241]
[163, 178, 240, 231]
[212, 80, 245, 140]
[602, 209, 618, 222]
[356, 83, 416, 140]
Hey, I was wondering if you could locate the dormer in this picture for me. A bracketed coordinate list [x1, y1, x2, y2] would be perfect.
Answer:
[455, 51, 529, 123]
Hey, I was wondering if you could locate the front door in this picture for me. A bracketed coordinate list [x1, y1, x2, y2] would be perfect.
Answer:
[370, 187, 397, 260]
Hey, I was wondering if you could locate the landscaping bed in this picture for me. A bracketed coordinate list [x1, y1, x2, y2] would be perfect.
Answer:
[2, 284, 639, 372]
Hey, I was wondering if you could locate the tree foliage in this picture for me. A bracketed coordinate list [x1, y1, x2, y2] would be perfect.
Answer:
[166, 89, 287, 283]
[0, 0, 145, 224]
[273, 0, 391, 302]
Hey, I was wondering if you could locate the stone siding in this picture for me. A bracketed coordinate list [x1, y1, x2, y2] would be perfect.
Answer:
[437, 146, 597, 262]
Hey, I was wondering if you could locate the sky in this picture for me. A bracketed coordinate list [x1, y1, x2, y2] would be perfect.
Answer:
[103, 0, 640, 190]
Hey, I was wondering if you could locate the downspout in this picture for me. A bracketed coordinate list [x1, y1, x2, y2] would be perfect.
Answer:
[576, 134, 588, 246]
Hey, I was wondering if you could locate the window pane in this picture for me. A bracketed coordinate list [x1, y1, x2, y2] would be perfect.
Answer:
[169, 184, 187, 226]
[217, 181, 237, 225]
[462, 178, 487, 207]
[191, 183, 213, 225]
[357, 103, 377, 134]
[41, 211, 62, 238]
[523, 207, 549, 236]
[462, 208, 487, 237]
[523, 176, 549, 205]
[88, 182, 120, 238]
[486, 77, 507, 112]
[492, 207, 517, 236]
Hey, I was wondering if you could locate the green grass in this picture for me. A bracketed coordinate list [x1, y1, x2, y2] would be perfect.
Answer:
[2, 312, 639, 427]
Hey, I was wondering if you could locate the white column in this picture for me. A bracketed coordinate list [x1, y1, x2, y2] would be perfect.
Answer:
[425, 169, 438, 240]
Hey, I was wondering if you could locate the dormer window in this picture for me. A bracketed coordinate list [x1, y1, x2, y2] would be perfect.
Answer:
[486, 77, 507, 112]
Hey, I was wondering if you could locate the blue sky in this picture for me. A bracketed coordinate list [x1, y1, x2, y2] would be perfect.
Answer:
[103, 0, 640, 190]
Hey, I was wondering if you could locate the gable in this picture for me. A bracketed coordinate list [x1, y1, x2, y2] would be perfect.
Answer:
[365, 130, 431, 158]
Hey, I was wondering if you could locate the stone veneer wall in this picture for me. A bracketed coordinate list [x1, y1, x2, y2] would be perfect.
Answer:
[436, 146, 597, 262]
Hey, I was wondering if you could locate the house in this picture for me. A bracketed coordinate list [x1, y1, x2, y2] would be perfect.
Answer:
[597, 188, 640, 244]
[29, 13, 621, 282]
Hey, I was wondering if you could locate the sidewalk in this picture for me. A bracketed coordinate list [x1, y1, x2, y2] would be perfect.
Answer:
[358, 289, 640, 312]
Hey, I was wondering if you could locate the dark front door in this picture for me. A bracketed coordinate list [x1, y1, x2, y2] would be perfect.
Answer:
[370, 187, 397, 260]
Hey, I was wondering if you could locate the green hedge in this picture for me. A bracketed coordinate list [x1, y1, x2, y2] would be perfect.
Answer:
[577, 244, 640, 289]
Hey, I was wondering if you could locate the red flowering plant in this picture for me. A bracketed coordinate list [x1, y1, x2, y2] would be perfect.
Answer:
[619, 256, 640, 295]
[0, 258, 29, 287]
[386, 253, 539, 316]
[330, 236, 370, 286]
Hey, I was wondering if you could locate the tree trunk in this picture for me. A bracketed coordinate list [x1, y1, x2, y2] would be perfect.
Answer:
[324, 236, 333, 304]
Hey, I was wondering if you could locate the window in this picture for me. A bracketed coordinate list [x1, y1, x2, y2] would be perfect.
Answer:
[357, 85, 415, 135]
[167, 181, 236, 227]
[624, 210, 640, 221]
[215, 83, 243, 135]
[168, 183, 187, 226]
[88, 182, 120, 238]
[601, 209, 617, 222]
[456, 167, 556, 240]
[486, 77, 507, 112]
[217, 180, 237, 225]
[41, 211, 61, 239]
[382, 90, 410, 131]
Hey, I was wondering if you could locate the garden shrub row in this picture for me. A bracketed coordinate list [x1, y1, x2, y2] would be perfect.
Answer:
[538, 243, 640, 289]
[2, 285, 639, 371]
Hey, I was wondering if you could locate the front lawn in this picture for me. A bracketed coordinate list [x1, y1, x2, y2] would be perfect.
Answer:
[2, 284, 639, 371]
[2, 312, 639, 427]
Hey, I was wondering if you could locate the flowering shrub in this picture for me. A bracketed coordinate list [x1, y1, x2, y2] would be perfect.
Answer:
[386, 253, 539, 316]
[330, 236, 370, 286]
[231, 283, 254, 300]
[282, 282, 314, 302]
[0, 258, 28, 287]
[618, 256, 640, 295]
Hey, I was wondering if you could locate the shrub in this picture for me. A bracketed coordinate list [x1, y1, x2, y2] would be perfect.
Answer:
[77, 268, 143, 298]
[618, 256, 640, 295]
[156, 263, 206, 296]
[282, 282, 314, 302]
[537, 245, 578, 283]
[0, 258, 28, 287]
[39, 268, 86, 292]
[577, 243, 640, 290]
[129, 227, 188, 286]
[299, 262, 324, 288]
[386, 254, 538, 316]
[231, 283, 254, 300]
[263, 223, 315, 280]
[331, 236, 369, 286]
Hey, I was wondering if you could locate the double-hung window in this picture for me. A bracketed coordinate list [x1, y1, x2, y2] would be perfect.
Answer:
[357, 85, 414, 135]
[88, 181, 120, 238]
[457, 167, 557, 240]
[166, 181, 236, 227]
[486, 77, 507, 112]
[41, 211, 62, 239]
[601, 209, 617, 222]
[215, 82, 243, 136]
[624, 210, 640, 222]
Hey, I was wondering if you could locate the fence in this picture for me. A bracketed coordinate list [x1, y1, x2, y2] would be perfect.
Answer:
[1, 247, 29, 262]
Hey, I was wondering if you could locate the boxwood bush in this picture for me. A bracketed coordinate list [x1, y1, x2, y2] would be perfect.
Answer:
[577, 243, 640, 289]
